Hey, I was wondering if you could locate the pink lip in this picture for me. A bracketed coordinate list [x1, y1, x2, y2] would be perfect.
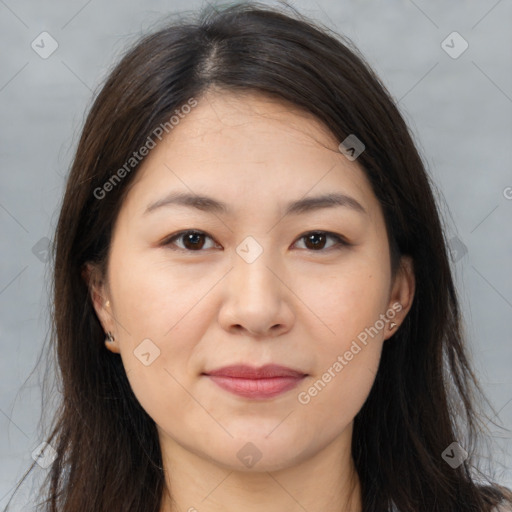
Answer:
[203, 364, 307, 399]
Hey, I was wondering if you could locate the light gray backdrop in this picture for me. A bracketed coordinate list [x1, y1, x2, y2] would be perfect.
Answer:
[1, 0, 511, 507]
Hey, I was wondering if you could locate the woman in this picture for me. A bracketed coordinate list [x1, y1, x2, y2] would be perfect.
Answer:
[5, 2, 511, 511]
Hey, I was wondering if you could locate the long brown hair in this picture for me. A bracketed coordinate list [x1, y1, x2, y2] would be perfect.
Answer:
[5, 2, 511, 511]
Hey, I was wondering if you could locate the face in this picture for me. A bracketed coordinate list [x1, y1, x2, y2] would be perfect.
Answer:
[89, 90, 414, 473]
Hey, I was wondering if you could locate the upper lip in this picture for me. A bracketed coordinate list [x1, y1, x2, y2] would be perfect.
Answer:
[203, 364, 307, 379]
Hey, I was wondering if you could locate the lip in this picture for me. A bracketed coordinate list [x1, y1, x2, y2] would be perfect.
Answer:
[203, 364, 307, 399]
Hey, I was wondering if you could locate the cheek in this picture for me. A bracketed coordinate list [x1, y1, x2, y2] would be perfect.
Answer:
[108, 247, 217, 423]
[294, 262, 388, 417]
[296, 347, 382, 450]
[121, 358, 204, 445]
[297, 260, 390, 343]
[109, 244, 216, 342]
[298, 296, 385, 434]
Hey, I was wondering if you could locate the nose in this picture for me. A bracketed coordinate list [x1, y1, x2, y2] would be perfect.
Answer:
[217, 249, 295, 339]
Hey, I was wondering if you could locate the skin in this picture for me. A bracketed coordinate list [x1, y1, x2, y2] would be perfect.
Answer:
[87, 90, 415, 512]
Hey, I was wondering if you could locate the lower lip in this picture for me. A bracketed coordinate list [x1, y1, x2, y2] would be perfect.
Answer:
[206, 375, 305, 399]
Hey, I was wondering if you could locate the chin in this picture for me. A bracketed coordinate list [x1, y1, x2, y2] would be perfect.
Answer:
[201, 432, 311, 473]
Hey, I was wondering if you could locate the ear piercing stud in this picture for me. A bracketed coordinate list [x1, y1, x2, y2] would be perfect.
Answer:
[105, 331, 115, 343]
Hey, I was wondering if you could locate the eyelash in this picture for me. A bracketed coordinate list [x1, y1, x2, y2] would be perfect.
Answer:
[161, 230, 350, 254]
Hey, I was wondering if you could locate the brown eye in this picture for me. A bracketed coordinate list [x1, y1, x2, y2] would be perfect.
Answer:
[162, 229, 349, 253]
[294, 231, 349, 252]
[164, 230, 217, 251]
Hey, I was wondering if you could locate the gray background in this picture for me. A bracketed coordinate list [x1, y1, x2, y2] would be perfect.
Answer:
[1, 0, 511, 507]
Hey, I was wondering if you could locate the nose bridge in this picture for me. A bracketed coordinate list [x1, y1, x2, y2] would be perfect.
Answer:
[232, 233, 281, 300]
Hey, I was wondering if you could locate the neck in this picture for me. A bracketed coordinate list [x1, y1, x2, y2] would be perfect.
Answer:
[159, 424, 362, 512]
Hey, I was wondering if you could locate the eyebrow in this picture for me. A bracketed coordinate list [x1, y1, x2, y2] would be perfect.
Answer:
[144, 191, 367, 217]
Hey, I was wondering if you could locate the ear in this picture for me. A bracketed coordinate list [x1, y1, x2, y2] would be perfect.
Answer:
[384, 255, 415, 340]
[81, 262, 119, 353]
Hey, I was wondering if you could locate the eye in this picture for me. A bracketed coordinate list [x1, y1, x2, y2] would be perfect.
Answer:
[162, 230, 218, 252]
[293, 231, 350, 252]
[162, 229, 350, 253]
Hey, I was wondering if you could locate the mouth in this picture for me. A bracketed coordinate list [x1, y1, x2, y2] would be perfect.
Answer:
[202, 364, 308, 400]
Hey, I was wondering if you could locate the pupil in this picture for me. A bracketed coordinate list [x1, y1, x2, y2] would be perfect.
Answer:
[307, 233, 325, 249]
[186, 233, 203, 249]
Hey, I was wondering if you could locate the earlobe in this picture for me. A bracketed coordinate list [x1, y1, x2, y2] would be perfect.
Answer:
[104, 330, 120, 354]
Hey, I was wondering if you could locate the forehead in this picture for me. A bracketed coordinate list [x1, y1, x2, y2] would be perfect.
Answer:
[122, 90, 380, 223]
[158, 91, 343, 166]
